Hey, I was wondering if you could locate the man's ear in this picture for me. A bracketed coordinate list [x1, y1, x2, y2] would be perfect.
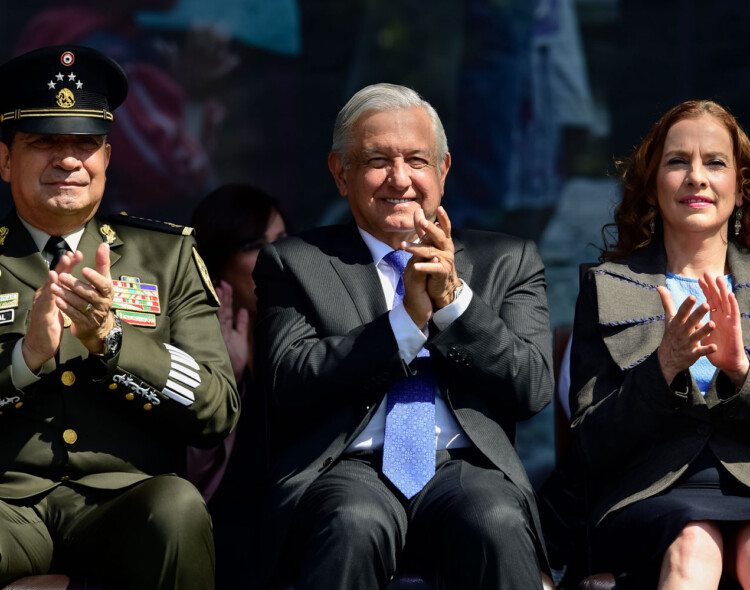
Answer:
[439, 152, 451, 194]
[0, 142, 10, 183]
[328, 152, 348, 198]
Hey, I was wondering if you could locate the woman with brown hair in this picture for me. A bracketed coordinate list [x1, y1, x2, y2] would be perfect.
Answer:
[186, 183, 288, 587]
[571, 100, 750, 588]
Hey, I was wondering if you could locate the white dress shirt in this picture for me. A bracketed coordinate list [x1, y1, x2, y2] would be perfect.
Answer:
[345, 228, 472, 452]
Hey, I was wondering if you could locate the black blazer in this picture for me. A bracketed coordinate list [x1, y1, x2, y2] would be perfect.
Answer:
[571, 241, 750, 526]
[253, 222, 554, 582]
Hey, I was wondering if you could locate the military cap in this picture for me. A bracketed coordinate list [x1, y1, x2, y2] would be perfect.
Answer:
[0, 45, 128, 135]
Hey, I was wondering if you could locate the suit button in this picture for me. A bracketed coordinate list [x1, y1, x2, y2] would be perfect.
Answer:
[61, 371, 76, 386]
[697, 423, 711, 436]
[62, 429, 77, 445]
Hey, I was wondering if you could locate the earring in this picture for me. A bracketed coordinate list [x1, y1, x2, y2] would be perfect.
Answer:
[735, 208, 743, 237]
[648, 207, 656, 235]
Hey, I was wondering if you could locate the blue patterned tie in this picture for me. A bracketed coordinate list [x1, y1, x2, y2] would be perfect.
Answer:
[381, 250, 436, 499]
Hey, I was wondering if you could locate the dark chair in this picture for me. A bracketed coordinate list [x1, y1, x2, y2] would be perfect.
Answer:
[549, 325, 617, 590]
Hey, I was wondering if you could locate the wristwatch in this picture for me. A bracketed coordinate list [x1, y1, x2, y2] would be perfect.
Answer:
[451, 280, 465, 303]
[103, 315, 123, 360]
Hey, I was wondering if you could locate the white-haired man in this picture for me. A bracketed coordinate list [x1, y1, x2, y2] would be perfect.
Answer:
[255, 83, 553, 588]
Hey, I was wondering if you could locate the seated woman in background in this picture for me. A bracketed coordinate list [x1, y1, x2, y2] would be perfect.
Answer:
[186, 183, 287, 586]
[571, 100, 750, 589]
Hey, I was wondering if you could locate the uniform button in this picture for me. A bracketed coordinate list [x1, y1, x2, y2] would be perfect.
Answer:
[62, 429, 77, 445]
[108, 383, 118, 390]
[14, 402, 23, 409]
[697, 423, 711, 436]
[125, 393, 134, 401]
[61, 371, 76, 386]
[143, 403, 153, 411]
[60, 475, 69, 481]
[366, 405, 371, 411]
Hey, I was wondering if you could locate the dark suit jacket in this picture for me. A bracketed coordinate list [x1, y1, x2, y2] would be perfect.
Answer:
[254, 222, 554, 582]
[570, 241, 750, 526]
[0, 210, 239, 499]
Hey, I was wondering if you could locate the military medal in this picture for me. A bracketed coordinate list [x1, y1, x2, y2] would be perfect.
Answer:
[112, 275, 160, 327]
[0, 293, 18, 310]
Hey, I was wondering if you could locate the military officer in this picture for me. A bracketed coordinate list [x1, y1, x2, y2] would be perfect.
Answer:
[0, 46, 239, 589]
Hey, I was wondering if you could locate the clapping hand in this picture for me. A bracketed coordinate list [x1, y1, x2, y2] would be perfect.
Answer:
[657, 274, 749, 388]
[215, 280, 250, 382]
[400, 206, 461, 329]
[52, 242, 115, 355]
[699, 273, 749, 387]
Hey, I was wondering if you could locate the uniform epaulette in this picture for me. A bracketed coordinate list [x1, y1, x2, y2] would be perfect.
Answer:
[111, 212, 195, 236]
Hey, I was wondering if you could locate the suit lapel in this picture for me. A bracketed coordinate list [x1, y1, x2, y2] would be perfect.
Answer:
[727, 243, 750, 354]
[593, 243, 667, 370]
[328, 224, 387, 325]
[0, 211, 51, 290]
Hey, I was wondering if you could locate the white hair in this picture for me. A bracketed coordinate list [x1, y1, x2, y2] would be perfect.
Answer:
[331, 83, 449, 168]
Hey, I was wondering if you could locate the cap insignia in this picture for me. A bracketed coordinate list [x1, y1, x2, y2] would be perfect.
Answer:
[60, 51, 75, 66]
[56, 88, 75, 109]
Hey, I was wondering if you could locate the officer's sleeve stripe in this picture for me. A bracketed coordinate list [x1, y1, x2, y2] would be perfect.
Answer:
[164, 378, 195, 402]
[164, 343, 200, 371]
[169, 368, 200, 390]
[170, 361, 201, 384]
[162, 387, 193, 406]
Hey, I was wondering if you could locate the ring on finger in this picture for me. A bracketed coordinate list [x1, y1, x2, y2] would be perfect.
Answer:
[82, 303, 93, 314]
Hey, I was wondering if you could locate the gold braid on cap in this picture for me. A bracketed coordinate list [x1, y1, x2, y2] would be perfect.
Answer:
[0, 108, 113, 123]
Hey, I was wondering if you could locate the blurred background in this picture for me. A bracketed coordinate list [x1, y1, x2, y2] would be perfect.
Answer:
[3, 0, 748, 486]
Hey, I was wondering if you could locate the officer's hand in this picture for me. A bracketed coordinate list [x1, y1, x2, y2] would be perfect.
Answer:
[22, 251, 81, 372]
[52, 242, 115, 354]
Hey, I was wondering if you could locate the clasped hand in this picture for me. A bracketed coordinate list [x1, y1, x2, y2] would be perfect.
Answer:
[400, 206, 462, 330]
[22, 242, 115, 372]
[657, 273, 749, 388]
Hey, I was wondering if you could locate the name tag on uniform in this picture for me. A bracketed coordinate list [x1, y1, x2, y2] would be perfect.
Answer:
[0, 309, 14, 325]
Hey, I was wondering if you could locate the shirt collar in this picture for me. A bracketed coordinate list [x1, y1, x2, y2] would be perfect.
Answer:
[19, 217, 86, 254]
[357, 227, 397, 266]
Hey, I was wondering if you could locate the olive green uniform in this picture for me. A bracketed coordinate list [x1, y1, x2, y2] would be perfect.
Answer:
[0, 211, 239, 588]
